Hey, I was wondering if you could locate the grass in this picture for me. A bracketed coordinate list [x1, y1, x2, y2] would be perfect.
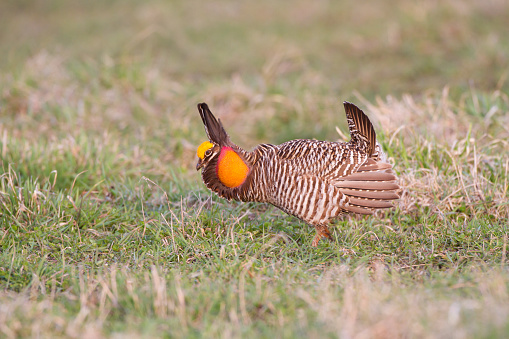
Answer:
[1, 0, 509, 338]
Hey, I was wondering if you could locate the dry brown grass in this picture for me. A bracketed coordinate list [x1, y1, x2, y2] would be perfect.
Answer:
[1, 1, 509, 337]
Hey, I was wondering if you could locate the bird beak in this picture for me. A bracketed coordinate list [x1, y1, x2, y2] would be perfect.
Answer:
[196, 159, 204, 171]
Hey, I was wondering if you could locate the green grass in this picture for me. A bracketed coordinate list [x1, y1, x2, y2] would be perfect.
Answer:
[1, 0, 509, 338]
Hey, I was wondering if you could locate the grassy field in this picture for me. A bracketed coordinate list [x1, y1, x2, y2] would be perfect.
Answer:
[1, 0, 509, 338]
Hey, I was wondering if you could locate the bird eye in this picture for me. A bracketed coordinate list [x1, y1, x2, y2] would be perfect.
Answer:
[205, 149, 212, 156]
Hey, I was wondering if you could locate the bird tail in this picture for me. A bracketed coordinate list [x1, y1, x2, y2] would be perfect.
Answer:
[343, 101, 377, 157]
[332, 158, 400, 214]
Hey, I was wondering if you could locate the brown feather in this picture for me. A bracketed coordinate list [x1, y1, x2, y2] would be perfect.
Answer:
[357, 159, 393, 172]
[344, 101, 376, 156]
[197, 103, 231, 146]
[337, 171, 397, 181]
[339, 189, 400, 200]
[332, 180, 400, 190]
[343, 205, 374, 215]
[347, 197, 395, 209]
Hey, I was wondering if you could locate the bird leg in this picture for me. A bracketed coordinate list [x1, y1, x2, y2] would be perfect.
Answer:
[312, 225, 332, 247]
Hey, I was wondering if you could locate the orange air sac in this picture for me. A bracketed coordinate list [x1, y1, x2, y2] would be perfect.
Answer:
[216, 147, 249, 188]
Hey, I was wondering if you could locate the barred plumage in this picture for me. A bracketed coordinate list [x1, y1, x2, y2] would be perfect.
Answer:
[196, 101, 400, 246]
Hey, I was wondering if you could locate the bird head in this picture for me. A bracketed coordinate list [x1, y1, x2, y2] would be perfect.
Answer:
[196, 103, 250, 189]
[196, 140, 219, 170]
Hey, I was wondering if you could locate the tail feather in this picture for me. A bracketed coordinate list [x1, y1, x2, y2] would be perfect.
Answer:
[344, 205, 375, 215]
[339, 189, 400, 200]
[333, 180, 399, 190]
[347, 197, 395, 209]
[343, 102, 376, 157]
[335, 171, 397, 182]
[356, 158, 392, 172]
[333, 160, 400, 214]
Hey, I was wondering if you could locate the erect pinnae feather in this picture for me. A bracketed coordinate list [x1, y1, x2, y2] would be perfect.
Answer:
[197, 103, 231, 146]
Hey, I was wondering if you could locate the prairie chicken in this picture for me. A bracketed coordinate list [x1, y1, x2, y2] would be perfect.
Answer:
[196, 102, 399, 246]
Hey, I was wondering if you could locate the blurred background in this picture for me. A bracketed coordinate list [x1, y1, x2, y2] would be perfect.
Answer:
[2, 0, 508, 94]
[0, 0, 508, 185]
[2, 2, 509, 336]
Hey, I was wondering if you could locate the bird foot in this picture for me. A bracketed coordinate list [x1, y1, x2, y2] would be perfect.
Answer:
[311, 226, 332, 247]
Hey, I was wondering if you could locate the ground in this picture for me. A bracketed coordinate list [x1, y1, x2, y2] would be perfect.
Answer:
[0, 0, 508, 338]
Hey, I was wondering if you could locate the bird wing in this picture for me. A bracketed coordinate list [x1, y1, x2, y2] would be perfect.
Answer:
[275, 139, 364, 181]
[275, 140, 399, 214]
